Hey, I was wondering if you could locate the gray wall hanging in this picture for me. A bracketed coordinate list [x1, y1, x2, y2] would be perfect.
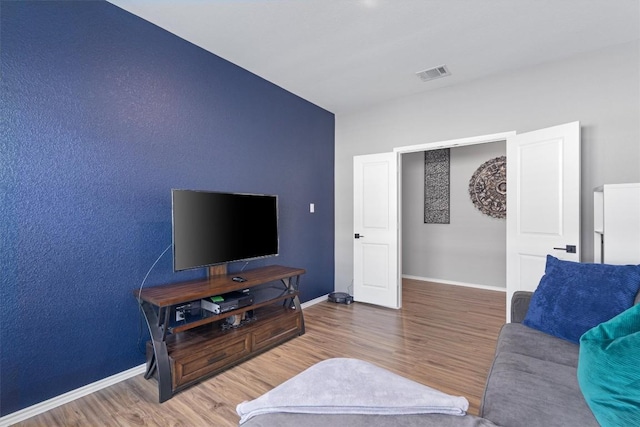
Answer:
[424, 149, 450, 224]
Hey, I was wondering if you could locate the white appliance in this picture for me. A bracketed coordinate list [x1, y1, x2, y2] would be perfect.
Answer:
[593, 183, 640, 264]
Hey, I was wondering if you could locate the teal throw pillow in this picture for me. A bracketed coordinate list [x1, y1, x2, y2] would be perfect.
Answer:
[523, 255, 640, 343]
[577, 303, 640, 427]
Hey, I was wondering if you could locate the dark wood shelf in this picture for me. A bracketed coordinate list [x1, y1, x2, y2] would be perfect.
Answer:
[167, 305, 298, 353]
[135, 264, 305, 402]
[168, 286, 298, 334]
[136, 265, 305, 307]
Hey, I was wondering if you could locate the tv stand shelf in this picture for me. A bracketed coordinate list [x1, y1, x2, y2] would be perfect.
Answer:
[135, 265, 305, 403]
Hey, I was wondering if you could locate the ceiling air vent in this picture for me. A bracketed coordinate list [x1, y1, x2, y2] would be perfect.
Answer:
[416, 65, 451, 82]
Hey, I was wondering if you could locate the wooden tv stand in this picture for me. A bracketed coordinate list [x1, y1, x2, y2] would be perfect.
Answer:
[134, 265, 305, 403]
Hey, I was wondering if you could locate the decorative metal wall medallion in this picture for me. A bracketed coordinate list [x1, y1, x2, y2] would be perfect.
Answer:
[468, 156, 507, 219]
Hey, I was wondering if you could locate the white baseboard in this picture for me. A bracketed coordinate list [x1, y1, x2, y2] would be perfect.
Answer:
[301, 293, 329, 309]
[1, 295, 328, 426]
[0, 364, 146, 427]
[402, 274, 506, 292]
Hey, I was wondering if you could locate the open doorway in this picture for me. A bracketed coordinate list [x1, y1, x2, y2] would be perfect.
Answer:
[401, 141, 507, 291]
[355, 123, 580, 318]
[388, 132, 514, 306]
[354, 132, 513, 308]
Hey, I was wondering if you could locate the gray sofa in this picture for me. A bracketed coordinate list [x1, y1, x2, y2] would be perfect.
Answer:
[241, 291, 600, 427]
[478, 291, 598, 426]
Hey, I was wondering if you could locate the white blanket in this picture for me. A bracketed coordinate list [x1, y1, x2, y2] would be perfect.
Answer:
[237, 358, 469, 424]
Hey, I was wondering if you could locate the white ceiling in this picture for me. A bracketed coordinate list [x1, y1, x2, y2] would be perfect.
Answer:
[108, 0, 640, 114]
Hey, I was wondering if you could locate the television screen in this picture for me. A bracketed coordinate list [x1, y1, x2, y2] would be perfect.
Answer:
[172, 189, 279, 271]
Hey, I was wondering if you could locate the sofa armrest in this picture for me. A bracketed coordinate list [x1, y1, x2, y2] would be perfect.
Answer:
[511, 291, 533, 323]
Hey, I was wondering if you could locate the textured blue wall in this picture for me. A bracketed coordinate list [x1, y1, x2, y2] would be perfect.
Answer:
[1, 1, 334, 416]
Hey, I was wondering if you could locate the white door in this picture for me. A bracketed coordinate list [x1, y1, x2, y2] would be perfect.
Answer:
[506, 121, 581, 321]
[353, 152, 400, 308]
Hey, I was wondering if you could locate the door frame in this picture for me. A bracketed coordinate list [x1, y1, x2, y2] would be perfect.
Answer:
[392, 131, 516, 305]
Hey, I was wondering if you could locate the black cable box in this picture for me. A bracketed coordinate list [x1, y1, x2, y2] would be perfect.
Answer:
[201, 291, 254, 314]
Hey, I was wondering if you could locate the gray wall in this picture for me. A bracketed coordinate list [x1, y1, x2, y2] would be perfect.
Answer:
[402, 142, 506, 288]
[335, 41, 640, 293]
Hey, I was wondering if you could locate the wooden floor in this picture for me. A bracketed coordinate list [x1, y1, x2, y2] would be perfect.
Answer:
[16, 279, 505, 426]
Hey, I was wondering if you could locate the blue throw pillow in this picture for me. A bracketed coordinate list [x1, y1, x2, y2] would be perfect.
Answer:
[523, 255, 640, 343]
[577, 304, 640, 427]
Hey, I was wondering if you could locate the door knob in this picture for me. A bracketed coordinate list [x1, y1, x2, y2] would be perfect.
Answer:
[354, 233, 365, 239]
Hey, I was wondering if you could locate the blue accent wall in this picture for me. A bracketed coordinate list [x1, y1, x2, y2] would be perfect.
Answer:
[1, 1, 334, 416]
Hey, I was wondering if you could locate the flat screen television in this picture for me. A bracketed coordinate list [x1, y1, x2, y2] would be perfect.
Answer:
[171, 189, 279, 272]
